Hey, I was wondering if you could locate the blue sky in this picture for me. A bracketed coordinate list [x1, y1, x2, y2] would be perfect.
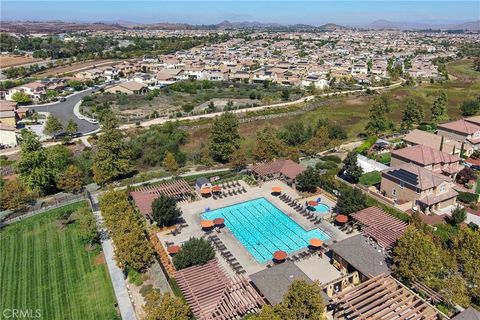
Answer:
[2, 1, 479, 25]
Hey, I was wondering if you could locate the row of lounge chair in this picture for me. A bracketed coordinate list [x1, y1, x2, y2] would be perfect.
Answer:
[212, 187, 247, 200]
[220, 181, 242, 189]
[278, 194, 323, 225]
[208, 234, 246, 275]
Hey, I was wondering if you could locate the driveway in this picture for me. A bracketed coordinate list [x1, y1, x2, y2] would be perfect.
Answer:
[26, 89, 99, 134]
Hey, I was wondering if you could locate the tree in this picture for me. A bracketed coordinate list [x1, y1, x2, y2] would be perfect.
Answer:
[401, 99, 424, 130]
[209, 112, 241, 163]
[92, 114, 132, 184]
[296, 167, 321, 193]
[451, 228, 480, 302]
[229, 148, 248, 171]
[151, 195, 181, 227]
[162, 151, 179, 175]
[365, 96, 392, 134]
[440, 274, 471, 308]
[456, 167, 477, 185]
[430, 92, 448, 123]
[303, 126, 331, 155]
[253, 126, 285, 162]
[11, 91, 31, 105]
[65, 119, 79, 135]
[172, 237, 215, 270]
[473, 57, 480, 72]
[143, 290, 191, 320]
[57, 165, 83, 193]
[44, 115, 64, 136]
[342, 151, 363, 183]
[275, 280, 325, 320]
[74, 206, 99, 248]
[250, 305, 282, 320]
[393, 226, 445, 285]
[336, 186, 367, 215]
[460, 100, 480, 117]
[0, 178, 33, 210]
[451, 205, 467, 226]
[281, 89, 290, 101]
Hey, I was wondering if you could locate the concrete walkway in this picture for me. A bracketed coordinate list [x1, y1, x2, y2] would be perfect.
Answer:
[90, 193, 138, 320]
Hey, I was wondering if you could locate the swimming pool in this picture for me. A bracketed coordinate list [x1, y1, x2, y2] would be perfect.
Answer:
[202, 198, 331, 263]
[311, 203, 330, 214]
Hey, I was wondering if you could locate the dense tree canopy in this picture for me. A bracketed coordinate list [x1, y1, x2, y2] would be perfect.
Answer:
[401, 99, 424, 130]
[172, 237, 215, 270]
[460, 99, 480, 117]
[0, 178, 33, 210]
[342, 151, 363, 183]
[430, 92, 448, 123]
[253, 126, 286, 162]
[365, 96, 392, 134]
[209, 112, 241, 163]
[336, 186, 367, 215]
[151, 195, 181, 227]
[296, 167, 321, 193]
[57, 165, 84, 193]
[143, 290, 191, 320]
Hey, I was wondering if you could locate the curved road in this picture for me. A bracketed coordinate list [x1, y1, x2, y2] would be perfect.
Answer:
[27, 89, 99, 134]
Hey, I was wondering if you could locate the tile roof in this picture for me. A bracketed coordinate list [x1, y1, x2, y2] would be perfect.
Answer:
[250, 159, 305, 180]
[392, 144, 460, 166]
[404, 129, 464, 153]
[451, 307, 480, 320]
[382, 163, 452, 190]
[438, 119, 480, 135]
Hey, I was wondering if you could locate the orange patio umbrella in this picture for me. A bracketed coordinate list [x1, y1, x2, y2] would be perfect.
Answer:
[273, 250, 287, 261]
[167, 245, 181, 255]
[307, 201, 318, 206]
[200, 220, 214, 229]
[212, 185, 222, 193]
[201, 187, 212, 194]
[271, 186, 282, 193]
[335, 214, 349, 224]
[213, 217, 225, 226]
[309, 238, 323, 247]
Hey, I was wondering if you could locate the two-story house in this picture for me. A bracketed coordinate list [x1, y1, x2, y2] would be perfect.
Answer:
[403, 129, 474, 157]
[6, 81, 47, 102]
[391, 145, 462, 179]
[437, 119, 480, 149]
[380, 163, 458, 214]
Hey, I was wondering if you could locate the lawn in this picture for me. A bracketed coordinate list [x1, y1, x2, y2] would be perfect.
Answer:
[359, 171, 382, 186]
[0, 202, 119, 320]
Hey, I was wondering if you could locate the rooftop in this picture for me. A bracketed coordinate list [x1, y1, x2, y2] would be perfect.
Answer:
[250, 159, 305, 180]
[392, 144, 460, 166]
[382, 163, 452, 190]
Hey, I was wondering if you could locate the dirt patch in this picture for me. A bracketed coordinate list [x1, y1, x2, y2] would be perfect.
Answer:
[0, 55, 43, 68]
[94, 253, 106, 265]
[35, 59, 119, 77]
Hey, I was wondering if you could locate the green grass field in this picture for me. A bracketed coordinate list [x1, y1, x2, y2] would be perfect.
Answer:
[0, 202, 119, 320]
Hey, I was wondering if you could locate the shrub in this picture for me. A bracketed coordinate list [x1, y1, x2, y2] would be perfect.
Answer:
[127, 268, 144, 286]
[296, 167, 321, 193]
[451, 205, 467, 226]
[315, 161, 338, 170]
[456, 190, 479, 205]
[319, 155, 342, 163]
[336, 186, 367, 215]
[172, 238, 215, 270]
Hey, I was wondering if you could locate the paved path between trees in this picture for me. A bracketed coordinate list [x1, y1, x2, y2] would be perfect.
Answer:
[89, 192, 138, 320]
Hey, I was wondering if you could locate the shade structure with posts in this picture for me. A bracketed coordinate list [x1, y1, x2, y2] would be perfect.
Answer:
[273, 250, 287, 262]
[335, 214, 349, 224]
[271, 186, 282, 194]
[309, 238, 323, 248]
[167, 245, 181, 255]
[307, 201, 318, 206]
[213, 217, 225, 227]
[200, 220, 214, 229]
[211, 185, 222, 193]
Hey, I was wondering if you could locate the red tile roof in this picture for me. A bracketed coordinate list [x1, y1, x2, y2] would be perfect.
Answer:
[438, 119, 480, 135]
[251, 159, 305, 180]
[392, 145, 460, 166]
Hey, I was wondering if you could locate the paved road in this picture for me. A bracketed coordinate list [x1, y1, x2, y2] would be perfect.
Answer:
[26, 89, 99, 134]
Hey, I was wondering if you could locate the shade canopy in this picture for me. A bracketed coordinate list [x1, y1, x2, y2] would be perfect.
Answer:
[213, 217, 225, 226]
[336, 214, 349, 224]
[307, 201, 318, 206]
[201, 187, 212, 194]
[309, 238, 323, 247]
[273, 250, 287, 261]
[201, 220, 215, 228]
[212, 185, 222, 192]
[167, 245, 181, 254]
[271, 186, 282, 193]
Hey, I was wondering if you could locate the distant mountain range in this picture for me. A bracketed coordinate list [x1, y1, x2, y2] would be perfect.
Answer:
[1, 19, 478, 34]
[364, 19, 480, 31]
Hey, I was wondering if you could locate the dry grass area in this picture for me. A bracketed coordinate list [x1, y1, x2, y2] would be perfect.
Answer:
[35, 59, 119, 76]
[0, 55, 42, 68]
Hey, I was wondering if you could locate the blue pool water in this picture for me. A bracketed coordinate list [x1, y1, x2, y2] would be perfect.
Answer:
[311, 203, 330, 214]
[202, 198, 330, 263]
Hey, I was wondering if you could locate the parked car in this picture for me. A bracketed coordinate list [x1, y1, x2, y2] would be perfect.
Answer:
[59, 97, 66, 102]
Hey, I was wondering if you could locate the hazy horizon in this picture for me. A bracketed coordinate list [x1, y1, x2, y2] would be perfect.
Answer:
[1, 1, 479, 26]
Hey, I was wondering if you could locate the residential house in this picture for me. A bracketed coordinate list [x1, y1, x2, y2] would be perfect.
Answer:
[437, 119, 480, 149]
[104, 81, 149, 95]
[6, 81, 46, 102]
[404, 129, 474, 157]
[301, 75, 329, 89]
[380, 163, 458, 213]
[391, 144, 462, 178]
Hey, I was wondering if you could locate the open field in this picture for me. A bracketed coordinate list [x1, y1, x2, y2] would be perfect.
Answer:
[0, 55, 42, 68]
[181, 59, 480, 157]
[35, 59, 119, 77]
[0, 202, 119, 320]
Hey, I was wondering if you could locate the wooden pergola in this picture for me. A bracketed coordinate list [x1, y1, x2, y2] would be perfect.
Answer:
[175, 259, 265, 320]
[331, 274, 439, 320]
[135, 178, 193, 198]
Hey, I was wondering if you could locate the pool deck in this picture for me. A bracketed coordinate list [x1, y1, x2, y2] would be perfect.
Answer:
[157, 179, 356, 280]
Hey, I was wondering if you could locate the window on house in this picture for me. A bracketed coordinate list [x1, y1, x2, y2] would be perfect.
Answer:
[392, 188, 397, 197]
